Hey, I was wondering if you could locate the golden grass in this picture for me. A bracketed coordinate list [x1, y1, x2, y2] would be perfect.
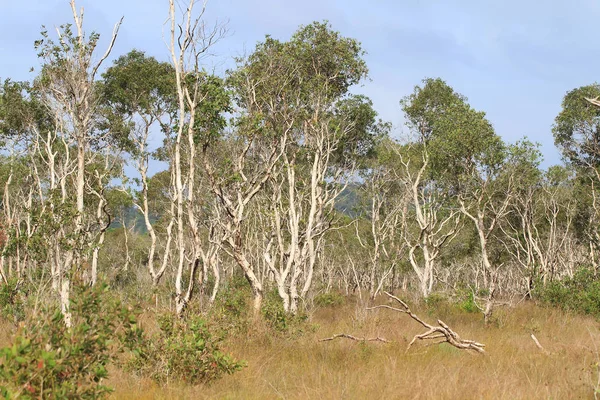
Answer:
[106, 300, 600, 400]
[0, 320, 11, 348]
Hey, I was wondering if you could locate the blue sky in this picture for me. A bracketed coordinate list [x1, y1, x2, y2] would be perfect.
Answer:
[2, 0, 600, 170]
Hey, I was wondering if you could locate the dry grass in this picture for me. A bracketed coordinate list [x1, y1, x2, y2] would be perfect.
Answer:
[105, 299, 600, 400]
[0, 320, 11, 348]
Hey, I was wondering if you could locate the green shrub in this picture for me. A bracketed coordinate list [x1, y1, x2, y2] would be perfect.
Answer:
[455, 289, 478, 314]
[424, 292, 455, 316]
[127, 314, 245, 385]
[209, 275, 251, 334]
[535, 268, 600, 318]
[261, 289, 310, 336]
[0, 278, 26, 323]
[314, 291, 345, 308]
[0, 283, 141, 399]
[425, 292, 448, 308]
[261, 289, 289, 332]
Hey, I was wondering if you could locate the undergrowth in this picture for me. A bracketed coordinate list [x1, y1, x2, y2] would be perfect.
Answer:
[0, 283, 141, 399]
[535, 268, 600, 318]
[126, 314, 245, 385]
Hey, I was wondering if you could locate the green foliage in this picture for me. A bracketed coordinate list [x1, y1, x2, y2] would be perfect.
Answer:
[553, 84, 600, 168]
[261, 289, 309, 335]
[189, 73, 231, 145]
[0, 79, 52, 139]
[424, 292, 448, 309]
[503, 140, 544, 193]
[100, 50, 175, 118]
[455, 289, 478, 314]
[314, 291, 346, 308]
[228, 20, 379, 157]
[127, 314, 244, 385]
[332, 95, 389, 166]
[211, 275, 251, 325]
[4, 196, 79, 263]
[0, 278, 26, 323]
[535, 268, 600, 318]
[203, 274, 254, 338]
[261, 289, 289, 332]
[400, 77, 504, 184]
[424, 292, 458, 317]
[290, 21, 368, 97]
[0, 283, 141, 399]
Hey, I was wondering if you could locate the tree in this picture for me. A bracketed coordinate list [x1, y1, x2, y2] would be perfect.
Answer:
[554, 84, 600, 270]
[417, 80, 509, 319]
[396, 78, 477, 297]
[31, 0, 123, 325]
[500, 156, 579, 292]
[168, 0, 228, 315]
[225, 22, 382, 314]
[356, 136, 406, 299]
[554, 84, 600, 170]
[100, 50, 176, 286]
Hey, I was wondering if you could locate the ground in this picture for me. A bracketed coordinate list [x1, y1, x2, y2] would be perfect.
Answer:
[100, 299, 600, 399]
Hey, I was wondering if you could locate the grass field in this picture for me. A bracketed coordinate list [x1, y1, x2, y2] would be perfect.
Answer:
[103, 298, 600, 399]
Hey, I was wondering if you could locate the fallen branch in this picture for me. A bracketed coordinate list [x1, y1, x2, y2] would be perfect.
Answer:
[367, 292, 486, 354]
[530, 334, 549, 355]
[319, 333, 391, 343]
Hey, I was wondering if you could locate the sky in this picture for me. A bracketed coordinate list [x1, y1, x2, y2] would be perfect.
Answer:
[2, 0, 600, 171]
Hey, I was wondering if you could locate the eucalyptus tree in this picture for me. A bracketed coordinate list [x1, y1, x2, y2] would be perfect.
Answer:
[357, 136, 406, 299]
[554, 84, 600, 265]
[537, 166, 580, 280]
[227, 22, 382, 314]
[167, 0, 229, 315]
[0, 80, 43, 281]
[0, 78, 83, 294]
[29, 0, 123, 325]
[423, 81, 509, 317]
[554, 84, 600, 170]
[201, 44, 290, 316]
[100, 50, 176, 285]
[499, 156, 580, 291]
[396, 78, 468, 298]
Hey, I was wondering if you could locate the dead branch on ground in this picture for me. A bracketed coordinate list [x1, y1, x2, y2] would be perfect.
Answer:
[367, 291, 486, 354]
[319, 333, 391, 343]
[530, 334, 549, 355]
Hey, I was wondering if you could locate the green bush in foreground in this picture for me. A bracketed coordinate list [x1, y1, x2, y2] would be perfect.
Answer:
[0, 283, 141, 399]
[127, 314, 245, 385]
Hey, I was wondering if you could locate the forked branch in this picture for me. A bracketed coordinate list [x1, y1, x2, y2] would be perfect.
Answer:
[367, 292, 486, 354]
[586, 97, 600, 107]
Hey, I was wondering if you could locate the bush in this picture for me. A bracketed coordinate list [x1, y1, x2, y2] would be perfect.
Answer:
[0, 278, 26, 323]
[261, 290, 288, 332]
[535, 268, 600, 317]
[455, 289, 478, 314]
[424, 292, 449, 309]
[127, 314, 245, 385]
[260, 289, 310, 336]
[0, 283, 141, 399]
[209, 275, 251, 334]
[314, 291, 345, 308]
[424, 292, 456, 317]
